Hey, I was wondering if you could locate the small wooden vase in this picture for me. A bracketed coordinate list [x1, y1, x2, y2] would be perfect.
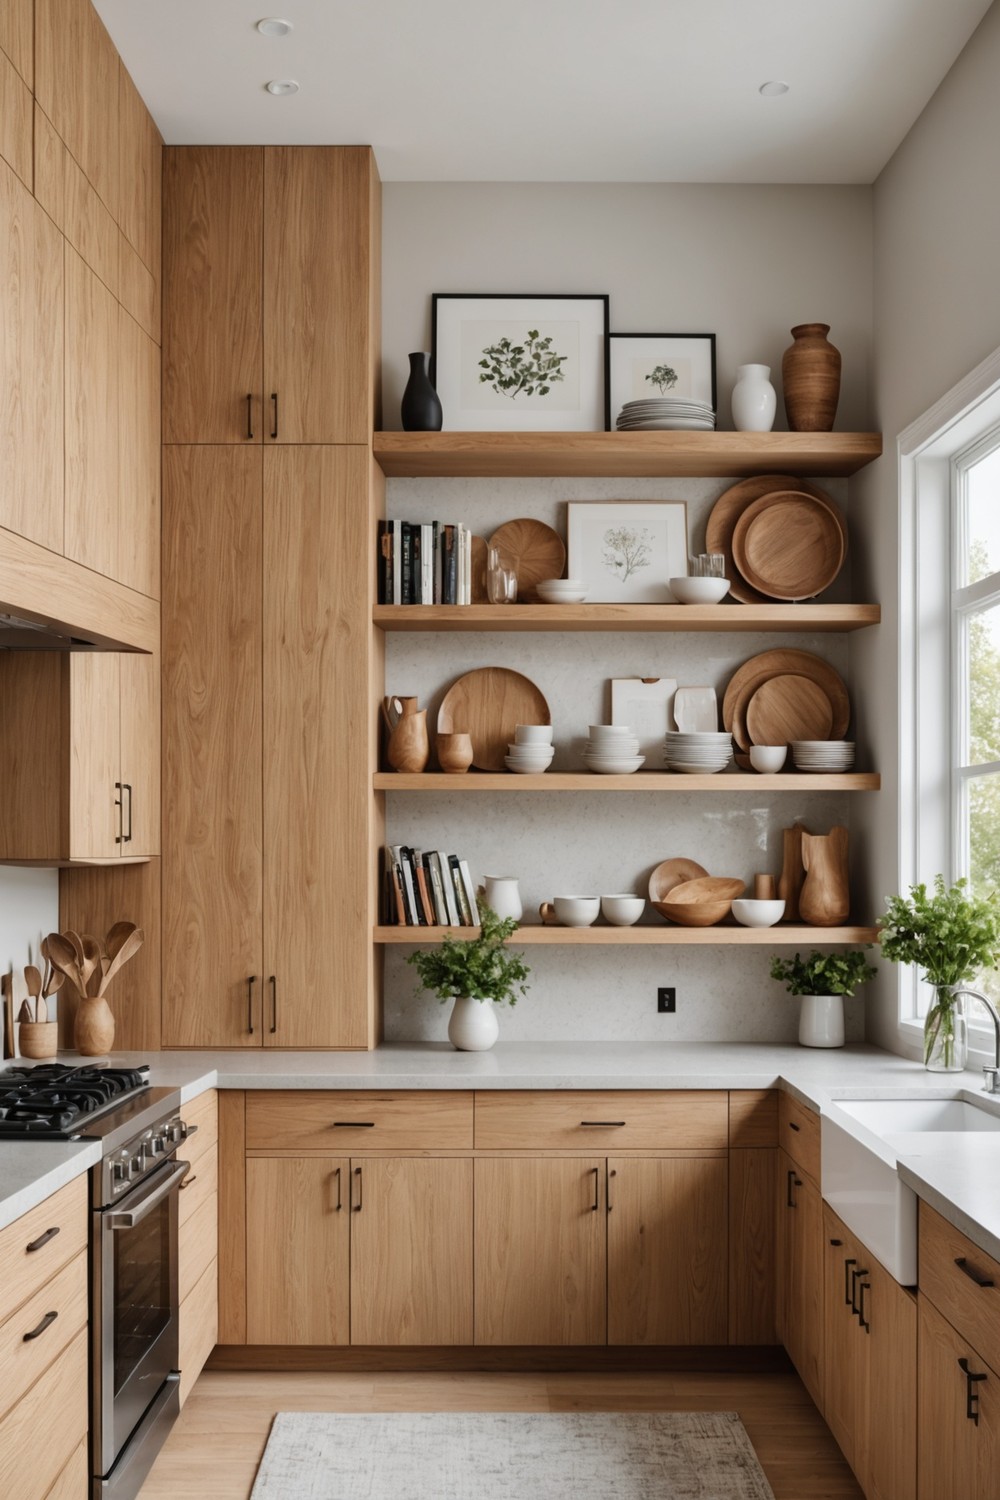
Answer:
[75, 997, 115, 1056]
[436, 731, 473, 774]
[19, 1020, 58, 1059]
[777, 824, 809, 921]
[782, 323, 841, 432]
[799, 826, 850, 926]
[386, 700, 430, 773]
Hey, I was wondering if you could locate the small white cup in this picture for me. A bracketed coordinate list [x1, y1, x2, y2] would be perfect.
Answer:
[515, 724, 553, 745]
[554, 895, 600, 927]
[749, 744, 787, 773]
[601, 894, 645, 927]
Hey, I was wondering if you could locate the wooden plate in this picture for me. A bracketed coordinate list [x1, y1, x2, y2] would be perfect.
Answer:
[666, 876, 744, 904]
[731, 490, 846, 600]
[723, 649, 849, 752]
[745, 674, 834, 747]
[705, 474, 838, 604]
[438, 667, 550, 771]
[648, 858, 709, 902]
[471, 535, 489, 604]
[489, 518, 565, 603]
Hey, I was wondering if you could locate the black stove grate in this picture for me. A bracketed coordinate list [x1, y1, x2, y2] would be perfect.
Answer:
[0, 1063, 149, 1136]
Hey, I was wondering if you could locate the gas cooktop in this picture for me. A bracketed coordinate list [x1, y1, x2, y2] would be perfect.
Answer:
[0, 1061, 153, 1138]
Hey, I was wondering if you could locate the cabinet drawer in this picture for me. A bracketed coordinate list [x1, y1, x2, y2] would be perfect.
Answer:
[0, 1176, 87, 1320]
[182, 1088, 218, 1167]
[729, 1090, 778, 1147]
[179, 1143, 218, 1229]
[778, 1092, 820, 1181]
[0, 1247, 88, 1424]
[180, 1189, 218, 1304]
[0, 1324, 88, 1500]
[474, 1091, 728, 1150]
[920, 1200, 1000, 1355]
[44, 1438, 88, 1500]
[245, 1091, 474, 1152]
[179, 1254, 218, 1406]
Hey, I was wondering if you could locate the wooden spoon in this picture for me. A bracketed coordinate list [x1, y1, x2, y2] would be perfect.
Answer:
[44, 932, 85, 996]
[97, 927, 144, 997]
[105, 921, 137, 963]
[64, 930, 87, 971]
[24, 964, 42, 1012]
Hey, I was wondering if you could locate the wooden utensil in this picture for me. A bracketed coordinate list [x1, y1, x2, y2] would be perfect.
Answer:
[731, 490, 846, 600]
[745, 674, 834, 747]
[488, 518, 565, 603]
[106, 921, 138, 964]
[45, 933, 86, 996]
[97, 927, 145, 997]
[705, 474, 839, 604]
[24, 964, 42, 1014]
[64, 930, 87, 973]
[35, 996, 47, 1023]
[438, 667, 550, 772]
[777, 823, 810, 921]
[800, 827, 850, 926]
[723, 649, 849, 751]
[754, 873, 777, 900]
[648, 858, 709, 901]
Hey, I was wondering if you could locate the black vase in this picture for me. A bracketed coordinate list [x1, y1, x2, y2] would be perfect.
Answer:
[400, 352, 443, 431]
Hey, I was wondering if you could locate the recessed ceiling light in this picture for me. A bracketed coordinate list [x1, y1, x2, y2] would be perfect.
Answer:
[257, 17, 293, 37]
[265, 78, 299, 95]
[759, 81, 790, 97]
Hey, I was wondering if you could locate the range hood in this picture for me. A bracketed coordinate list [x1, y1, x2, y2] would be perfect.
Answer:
[0, 610, 100, 650]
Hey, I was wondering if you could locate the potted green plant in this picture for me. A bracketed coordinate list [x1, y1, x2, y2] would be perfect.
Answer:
[769, 949, 877, 1048]
[406, 903, 530, 1051]
[879, 876, 1000, 1071]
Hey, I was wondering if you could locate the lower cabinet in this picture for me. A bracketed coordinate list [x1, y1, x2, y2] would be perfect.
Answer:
[775, 1145, 824, 1407]
[177, 1089, 220, 1403]
[918, 1294, 1000, 1500]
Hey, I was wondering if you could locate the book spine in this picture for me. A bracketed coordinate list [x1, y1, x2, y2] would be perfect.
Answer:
[391, 519, 401, 605]
[427, 853, 449, 925]
[400, 522, 414, 605]
[457, 525, 466, 605]
[377, 520, 389, 605]
[433, 521, 442, 604]
[449, 855, 473, 926]
[439, 852, 462, 926]
[421, 522, 433, 604]
[411, 525, 422, 606]
[398, 846, 420, 924]
[388, 845, 407, 925]
[413, 850, 435, 926]
[458, 860, 481, 926]
[443, 526, 457, 605]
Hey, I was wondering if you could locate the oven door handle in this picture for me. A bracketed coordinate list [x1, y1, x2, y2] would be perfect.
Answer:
[107, 1160, 190, 1229]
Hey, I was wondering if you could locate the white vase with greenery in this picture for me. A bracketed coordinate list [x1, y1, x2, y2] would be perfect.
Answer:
[770, 949, 877, 1048]
[406, 904, 530, 1052]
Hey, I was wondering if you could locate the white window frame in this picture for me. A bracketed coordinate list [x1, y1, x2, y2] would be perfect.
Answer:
[898, 344, 1000, 1059]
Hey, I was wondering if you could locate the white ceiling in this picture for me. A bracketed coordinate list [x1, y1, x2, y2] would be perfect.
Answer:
[94, 0, 993, 183]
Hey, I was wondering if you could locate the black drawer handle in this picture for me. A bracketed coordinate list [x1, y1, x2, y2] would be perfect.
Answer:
[331, 1122, 375, 1128]
[23, 1310, 58, 1342]
[786, 1169, 800, 1209]
[789, 1121, 801, 1132]
[26, 1226, 60, 1253]
[246, 393, 254, 441]
[851, 1268, 869, 1316]
[857, 1280, 870, 1332]
[580, 1121, 626, 1127]
[955, 1256, 995, 1289]
[844, 1257, 857, 1304]
[959, 1357, 988, 1424]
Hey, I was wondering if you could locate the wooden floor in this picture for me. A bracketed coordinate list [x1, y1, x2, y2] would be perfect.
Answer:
[139, 1368, 863, 1499]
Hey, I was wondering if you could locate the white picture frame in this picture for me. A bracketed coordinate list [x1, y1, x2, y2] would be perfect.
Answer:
[567, 501, 689, 603]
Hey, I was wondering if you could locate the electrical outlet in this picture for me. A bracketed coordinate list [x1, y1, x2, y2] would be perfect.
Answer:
[657, 987, 676, 1013]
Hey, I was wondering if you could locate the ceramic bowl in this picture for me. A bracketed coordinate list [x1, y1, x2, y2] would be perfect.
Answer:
[731, 898, 786, 928]
[553, 895, 600, 927]
[600, 894, 646, 926]
[668, 576, 729, 605]
[537, 586, 588, 604]
[514, 724, 554, 745]
[749, 745, 787, 773]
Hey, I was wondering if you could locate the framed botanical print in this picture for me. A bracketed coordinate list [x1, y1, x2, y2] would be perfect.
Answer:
[607, 333, 717, 424]
[567, 501, 689, 602]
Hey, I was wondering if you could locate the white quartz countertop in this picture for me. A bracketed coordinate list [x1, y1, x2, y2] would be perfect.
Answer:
[897, 1140, 1000, 1266]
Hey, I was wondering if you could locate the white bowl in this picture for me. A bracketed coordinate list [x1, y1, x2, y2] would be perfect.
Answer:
[584, 755, 645, 774]
[601, 894, 646, 926]
[514, 724, 553, 745]
[589, 724, 634, 738]
[731, 898, 786, 928]
[668, 576, 729, 605]
[507, 742, 554, 756]
[538, 578, 584, 590]
[537, 587, 587, 604]
[505, 756, 552, 775]
[749, 745, 787, 773]
[554, 895, 600, 927]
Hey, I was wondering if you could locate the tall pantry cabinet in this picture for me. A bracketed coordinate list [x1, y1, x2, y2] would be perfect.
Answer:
[161, 147, 384, 1049]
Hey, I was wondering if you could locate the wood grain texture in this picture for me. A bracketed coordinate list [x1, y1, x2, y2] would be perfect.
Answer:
[864, 1254, 916, 1500]
[179, 1255, 219, 1408]
[35, 0, 119, 218]
[726, 649, 850, 753]
[58, 859, 162, 1050]
[777, 823, 809, 923]
[34, 105, 118, 294]
[0, 161, 64, 552]
[161, 446, 263, 1048]
[800, 826, 851, 927]
[162, 147, 263, 443]
[180, 1191, 218, 1306]
[0, 524, 158, 651]
[488, 517, 566, 601]
[0, 1175, 87, 1325]
[118, 308, 160, 597]
[246, 1156, 350, 1346]
[64, 243, 119, 579]
[0, 48, 31, 189]
[0, 654, 67, 859]
[178, 1144, 218, 1232]
[919, 1199, 1000, 1359]
[474, 1090, 728, 1151]
[917, 1293, 998, 1500]
[118, 61, 162, 280]
[119, 228, 159, 344]
[246, 1091, 473, 1153]
[729, 1147, 776, 1344]
[731, 490, 846, 601]
[0, 1249, 87, 1423]
[0, 0, 31, 84]
[67, 652, 121, 858]
[350, 1157, 474, 1346]
[263, 146, 376, 443]
[375, 602, 881, 633]
[437, 666, 550, 772]
[182, 1089, 220, 1162]
[375, 770, 881, 792]
[778, 1093, 821, 1183]
[120, 647, 160, 856]
[474, 1156, 607, 1345]
[0, 1326, 88, 1500]
[745, 674, 834, 746]
[729, 1091, 778, 1148]
[608, 1156, 728, 1345]
[42, 1440, 88, 1500]
[775, 1148, 824, 1410]
[217, 1092, 247, 1345]
[377, 923, 880, 945]
[822, 1208, 865, 1473]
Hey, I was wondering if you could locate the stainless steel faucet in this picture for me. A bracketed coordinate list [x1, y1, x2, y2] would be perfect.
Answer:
[952, 986, 1000, 1094]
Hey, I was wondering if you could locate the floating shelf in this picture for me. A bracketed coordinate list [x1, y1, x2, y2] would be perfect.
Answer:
[376, 924, 879, 946]
[372, 431, 883, 480]
[375, 772, 880, 792]
[374, 603, 881, 634]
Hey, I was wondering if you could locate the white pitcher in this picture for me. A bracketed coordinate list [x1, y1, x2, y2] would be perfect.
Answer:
[481, 875, 523, 922]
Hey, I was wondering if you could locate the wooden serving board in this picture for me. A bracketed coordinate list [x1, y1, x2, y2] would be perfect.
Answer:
[705, 474, 837, 605]
[488, 518, 565, 603]
[438, 667, 550, 771]
[723, 649, 849, 752]
[745, 674, 834, 746]
[731, 490, 846, 600]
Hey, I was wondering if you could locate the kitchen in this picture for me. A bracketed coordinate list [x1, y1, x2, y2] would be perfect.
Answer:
[1, 0, 1000, 1494]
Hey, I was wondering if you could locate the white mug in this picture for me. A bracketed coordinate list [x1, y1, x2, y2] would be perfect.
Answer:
[481, 875, 522, 922]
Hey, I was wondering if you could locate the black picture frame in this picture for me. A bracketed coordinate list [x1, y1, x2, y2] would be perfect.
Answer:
[607, 332, 718, 425]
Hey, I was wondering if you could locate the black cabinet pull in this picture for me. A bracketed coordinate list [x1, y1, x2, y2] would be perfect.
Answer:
[607, 1168, 616, 1212]
[269, 975, 277, 1034]
[851, 1268, 869, 1316]
[829, 1238, 843, 1246]
[331, 1122, 375, 1128]
[333, 1167, 342, 1211]
[959, 1357, 987, 1424]
[590, 1166, 599, 1212]
[786, 1169, 800, 1209]
[26, 1226, 60, 1253]
[114, 781, 123, 844]
[955, 1256, 995, 1289]
[789, 1121, 801, 1132]
[352, 1165, 363, 1212]
[844, 1257, 857, 1304]
[247, 975, 256, 1035]
[123, 783, 133, 843]
[857, 1280, 870, 1332]
[179, 1175, 197, 1190]
[22, 1310, 57, 1342]
[270, 392, 278, 440]
[580, 1120, 626, 1127]
[246, 393, 254, 440]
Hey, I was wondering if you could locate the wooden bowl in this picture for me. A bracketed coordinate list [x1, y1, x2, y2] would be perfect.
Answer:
[648, 858, 709, 902]
[667, 876, 744, 903]
[651, 898, 732, 927]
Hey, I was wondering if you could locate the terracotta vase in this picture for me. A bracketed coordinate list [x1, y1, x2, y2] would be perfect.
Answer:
[781, 323, 841, 432]
[75, 996, 115, 1056]
[799, 826, 850, 926]
[386, 699, 429, 773]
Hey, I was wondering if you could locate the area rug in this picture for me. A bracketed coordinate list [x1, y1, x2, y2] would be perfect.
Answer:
[249, 1410, 776, 1499]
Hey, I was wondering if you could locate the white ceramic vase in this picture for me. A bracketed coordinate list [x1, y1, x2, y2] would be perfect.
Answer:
[447, 995, 500, 1051]
[731, 363, 777, 432]
[481, 875, 522, 922]
[799, 994, 846, 1048]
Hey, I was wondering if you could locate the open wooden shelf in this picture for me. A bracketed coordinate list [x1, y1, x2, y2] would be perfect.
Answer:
[375, 924, 879, 946]
[372, 431, 883, 479]
[375, 771, 880, 792]
[374, 602, 880, 633]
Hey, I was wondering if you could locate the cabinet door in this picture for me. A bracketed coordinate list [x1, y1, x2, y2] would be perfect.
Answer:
[0, 46, 31, 188]
[120, 651, 159, 857]
[162, 148, 263, 443]
[64, 244, 119, 580]
[246, 1157, 350, 1345]
[118, 65, 162, 282]
[263, 147, 375, 444]
[68, 654, 121, 860]
[350, 1157, 473, 1346]
[474, 1157, 606, 1345]
[864, 1257, 916, 1500]
[117, 307, 160, 598]
[729, 1145, 776, 1344]
[607, 1156, 727, 1345]
[0, 162, 64, 552]
[776, 1149, 824, 1407]
[262, 446, 375, 1048]
[0, 0, 32, 84]
[35, 0, 119, 218]
[822, 1209, 866, 1473]
[162, 446, 264, 1047]
[918, 1295, 998, 1500]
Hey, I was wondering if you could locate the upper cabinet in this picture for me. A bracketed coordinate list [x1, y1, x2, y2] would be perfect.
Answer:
[163, 146, 381, 445]
[35, 0, 119, 220]
[0, 0, 32, 86]
[117, 63, 161, 283]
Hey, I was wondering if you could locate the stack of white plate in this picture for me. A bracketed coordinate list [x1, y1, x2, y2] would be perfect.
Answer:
[505, 724, 555, 774]
[791, 740, 855, 772]
[583, 724, 645, 775]
[616, 397, 716, 432]
[536, 577, 587, 604]
[663, 730, 733, 774]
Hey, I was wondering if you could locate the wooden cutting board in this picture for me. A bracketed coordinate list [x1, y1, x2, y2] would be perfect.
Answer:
[648, 858, 709, 902]
[438, 667, 550, 771]
[731, 490, 846, 600]
[488, 518, 565, 602]
[745, 674, 834, 746]
[723, 649, 849, 751]
[705, 474, 838, 604]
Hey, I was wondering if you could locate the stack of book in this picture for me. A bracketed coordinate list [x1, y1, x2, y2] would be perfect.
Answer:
[383, 846, 481, 928]
[377, 521, 475, 605]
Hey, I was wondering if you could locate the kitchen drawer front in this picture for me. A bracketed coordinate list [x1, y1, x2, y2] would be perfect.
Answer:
[179, 1254, 218, 1406]
[182, 1088, 219, 1167]
[44, 1438, 88, 1500]
[0, 1324, 88, 1500]
[0, 1176, 88, 1320]
[180, 1189, 218, 1304]
[778, 1092, 820, 1182]
[179, 1142, 218, 1229]
[245, 1091, 474, 1152]
[920, 1200, 1000, 1355]
[0, 1247, 88, 1424]
[474, 1090, 729, 1151]
[729, 1089, 778, 1148]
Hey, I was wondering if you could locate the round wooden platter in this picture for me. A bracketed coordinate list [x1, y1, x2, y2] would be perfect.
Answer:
[723, 648, 849, 752]
[745, 673, 834, 747]
[437, 666, 550, 771]
[705, 474, 837, 605]
[731, 490, 846, 600]
[648, 857, 709, 902]
[488, 518, 566, 603]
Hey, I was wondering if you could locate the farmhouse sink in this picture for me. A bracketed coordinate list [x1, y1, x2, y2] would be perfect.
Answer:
[821, 1092, 1000, 1285]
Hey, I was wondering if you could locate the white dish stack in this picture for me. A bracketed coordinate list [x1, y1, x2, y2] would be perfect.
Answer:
[663, 730, 733, 774]
[583, 725, 645, 775]
[536, 578, 587, 604]
[791, 740, 855, 771]
[615, 398, 716, 431]
[505, 724, 555, 774]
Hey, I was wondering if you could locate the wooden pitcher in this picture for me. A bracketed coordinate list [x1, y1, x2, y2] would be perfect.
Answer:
[777, 824, 809, 921]
[385, 696, 430, 773]
[799, 826, 850, 926]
